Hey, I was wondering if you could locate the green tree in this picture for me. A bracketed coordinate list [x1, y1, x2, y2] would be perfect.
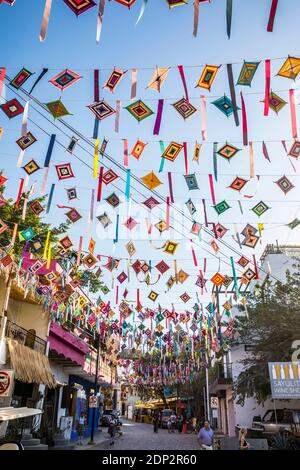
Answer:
[234, 265, 300, 405]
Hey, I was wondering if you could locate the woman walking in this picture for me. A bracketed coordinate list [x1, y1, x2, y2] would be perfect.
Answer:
[239, 428, 251, 450]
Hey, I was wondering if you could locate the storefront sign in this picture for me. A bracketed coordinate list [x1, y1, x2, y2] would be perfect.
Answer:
[210, 396, 219, 409]
[0, 370, 14, 397]
[268, 362, 300, 399]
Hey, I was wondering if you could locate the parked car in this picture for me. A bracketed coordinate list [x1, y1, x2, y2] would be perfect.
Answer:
[252, 409, 300, 436]
[101, 410, 114, 427]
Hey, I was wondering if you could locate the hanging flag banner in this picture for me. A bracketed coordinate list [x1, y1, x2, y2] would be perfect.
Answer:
[29, 68, 48, 94]
[226, 0, 233, 38]
[264, 59, 271, 116]
[153, 99, 164, 135]
[213, 142, 218, 182]
[183, 141, 188, 175]
[178, 65, 189, 103]
[115, 99, 121, 133]
[97, 166, 104, 202]
[166, 196, 170, 230]
[93, 138, 99, 178]
[39, 0, 52, 42]
[125, 169, 131, 202]
[123, 139, 129, 167]
[159, 141, 165, 172]
[227, 63, 239, 126]
[168, 172, 174, 203]
[249, 141, 255, 178]
[289, 89, 298, 139]
[46, 183, 55, 214]
[262, 141, 271, 162]
[240, 91, 248, 146]
[208, 174, 216, 206]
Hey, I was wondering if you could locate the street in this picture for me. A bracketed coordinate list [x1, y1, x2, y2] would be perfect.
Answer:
[92, 420, 200, 451]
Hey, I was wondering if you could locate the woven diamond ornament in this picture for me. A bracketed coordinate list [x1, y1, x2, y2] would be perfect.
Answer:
[166, 0, 187, 8]
[63, 0, 96, 15]
[141, 172, 162, 190]
[184, 173, 199, 190]
[16, 132, 37, 150]
[242, 235, 259, 249]
[164, 241, 179, 255]
[212, 95, 239, 117]
[215, 223, 228, 238]
[155, 220, 167, 233]
[275, 175, 294, 195]
[287, 218, 300, 230]
[22, 159, 40, 175]
[237, 256, 250, 268]
[214, 200, 230, 215]
[277, 56, 300, 80]
[229, 176, 248, 191]
[49, 69, 81, 90]
[196, 64, 219, 90]
[105, 193, 120, 208]
[241, 224, 258, 237]
[45, 100, 70, 119]
[1, 98, 24, 119]
[103, 69, 127, 93]
[180, 292, 191, 303]
[268, 91, 287, 114]
[131, 140, 147, 160]
[177, 269, 189, 284]
[88, 100, 116, 121]
[243, 268, 256, 282]
[237, 61, 260, 86]
[211, 272, 225, 286]
[155, 260, 170, 274]
[217, 143, 240, 160]
[66, 208, 82, 223]
[125, 100, 154, 122]
[251, 201, 270, 217]
[58, 235, 73, 250]
[66, 187, 77, 200]
[172, 98, 197, 119]
[97, 212, 112, 228]
[123, 217, 138, 231]
[55, 163, 75, 180]
[143, 196, 160, 210]
[20, 227, 36, 241]
[29, 200, 44, 216]
[222, 276, 233, 288]
[10, 68, 33, 89]
[162, 141, 183, 161]
[126, 240, 136, 257]
[114, 0, 136, 7]
[117, 272, 128, 284]
[147, 67, 170, 92]
[288, 141, 300, 159]
[149, 291, 158, 302]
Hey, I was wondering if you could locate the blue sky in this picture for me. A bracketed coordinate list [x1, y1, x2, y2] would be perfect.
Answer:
[0, 0, 300, 311]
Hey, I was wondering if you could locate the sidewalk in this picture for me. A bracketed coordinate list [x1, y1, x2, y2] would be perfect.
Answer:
[74, 429, 110, 450]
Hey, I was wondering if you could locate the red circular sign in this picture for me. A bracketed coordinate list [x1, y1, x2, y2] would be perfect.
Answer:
[0, 371, 11, 395]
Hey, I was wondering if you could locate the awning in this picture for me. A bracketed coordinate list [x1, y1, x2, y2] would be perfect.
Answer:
[48, 322, 89, 367]
[7, 338, 56, 389]
[0, 407, 42, 422]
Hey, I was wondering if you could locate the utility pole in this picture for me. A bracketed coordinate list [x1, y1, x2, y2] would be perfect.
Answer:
[205, 367, 210, 422]
[88, 333, 101, 444]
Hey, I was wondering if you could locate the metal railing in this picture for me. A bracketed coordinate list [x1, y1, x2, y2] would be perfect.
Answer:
[217, 362, 233, 380]
[5, 319, 47, 354]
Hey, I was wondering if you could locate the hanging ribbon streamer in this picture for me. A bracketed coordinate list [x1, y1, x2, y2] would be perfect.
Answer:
[234, 224, 243, 249]
[262, 141, 271, 162]
[123, 139, 129, 167]
[183, 141, 188, 175]
[116, 285, 119, 307]
[227, 64, 239, 126]
[46, 242, 52, 269]
[43, 231, 51, 260]
[264, 59, 271, 116]
[96, 0, 106, 43]
[289, 89, 298, 139]
[166, 197, 170, 231]
[159, 141, 165, 172]
[125, 169, 131, 202]
[40, 166, 50, 195]
[208, 174, 216, 206]
[203, 258, 207, 273]
[178, 65, 189, 103]
[17, 149, 25, 168]
[11, 223, 18, 248]
[230, 256, 239, 300]
[44, 133, 56, 167]
[97, 166, 104, 202]
[253, 255, 259, 279]
[174, 260, 178, 284]
[213, 142, 218, 182]
[115, 99, 121, 133]
[226, 0, 233, 38]
[114, 214, 120, 243]
[249, 141, 255, 178]
[15, 178, 24, 208]
[193, 141, 201, 163]
[90, 189, 95, 221]
[39, 0, 52, 42]
[168, 172, 174, 203]
[267, 0, 278, 32]
[93, 69, 100, 139]
[190, 240, 198, 267]
[281, 140, 288, 153]
[240, 91, 248, 146]
[153, 99, 164, 135]
[131, 68, 137, 100]
[238, 200, 243, 215]
[0, 67, 6, 99]
[193, 0, 200, 37]
[136, 0, 148, 25]
[202, 199, 208, 227]
[137, 289, 141, 310]
[46, 183, 55, 214]
[21, 100, 29, 137]
[77, 236, 83, 266]
[29, 68, 48, 94]
[93, 138, 99, 178]
[200, 95, 207, 141]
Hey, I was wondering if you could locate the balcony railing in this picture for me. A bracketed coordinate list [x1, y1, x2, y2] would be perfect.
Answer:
[5, 319, 47, 355]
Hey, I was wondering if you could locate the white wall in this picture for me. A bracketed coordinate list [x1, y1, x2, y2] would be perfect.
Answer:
[49, 362, 70, 427]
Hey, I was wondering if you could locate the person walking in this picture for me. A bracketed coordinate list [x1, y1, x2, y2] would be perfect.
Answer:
[239, 428, 251, 450]
[177, 415, 183, 433]
[170, 411, 177, 433]
[153, 412, 159, 433]
[108, 416, 117, 446]
[76, 412, 86, 446]
[198, 421, 214, 450]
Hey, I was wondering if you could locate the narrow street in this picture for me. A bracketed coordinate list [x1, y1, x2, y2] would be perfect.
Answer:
[93, 420, 200, 451]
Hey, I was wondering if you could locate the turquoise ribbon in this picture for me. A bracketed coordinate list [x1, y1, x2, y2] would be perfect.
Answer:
[230, 256, 239, 299]
[159, 141, 165, 172]
[125, 169, 131, 201]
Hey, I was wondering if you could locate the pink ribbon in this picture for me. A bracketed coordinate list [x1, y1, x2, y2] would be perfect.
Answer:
[39, 0, 52, 42]
[193, 0, 200, 37]
[190, 240, 198, 267]
[168, 172, 174, 203]
[262, 141, 271, 162]
[200, 95, 207, 141]
[178, 65, 189, 103]
[240, 91, 248, 146]
[166, 197, 170, 230]
[153, 99, 164, 135]
[131, 68, 137, 99]
[183, 141, 188, 175]
[264, 59, 271, 116]
[267, 0, 278, 32]
[0, 67, 6, 99]
[208, 174, 216, 206]
[289, 89, 298, 139]
[115, 99, 121, 133]
[123, 139, 129, 167]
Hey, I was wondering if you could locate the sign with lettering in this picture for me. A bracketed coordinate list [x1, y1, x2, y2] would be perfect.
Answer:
[0, 370, 14, 397]
[268, 362, 300, 399]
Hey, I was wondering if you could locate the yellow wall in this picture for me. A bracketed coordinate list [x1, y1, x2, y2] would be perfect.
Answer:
[0, 278, 49, 340]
